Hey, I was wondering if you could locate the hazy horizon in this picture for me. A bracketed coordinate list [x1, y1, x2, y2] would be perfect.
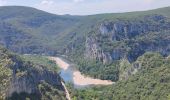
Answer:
[0, 0, 170, 15]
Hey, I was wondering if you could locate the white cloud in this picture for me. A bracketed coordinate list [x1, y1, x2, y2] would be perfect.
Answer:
[0, 0, 7, 6]
[73, 0, 84, 3]
[35, 0, 74, 15]
[34, 0, 170, 15]
[40, 0, 54, 5]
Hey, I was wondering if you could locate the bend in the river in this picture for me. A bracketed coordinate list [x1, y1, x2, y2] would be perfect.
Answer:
[49, 57, 114, 86]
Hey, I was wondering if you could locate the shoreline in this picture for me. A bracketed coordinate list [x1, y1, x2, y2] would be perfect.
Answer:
[49, 57, 69, 70]
[73, 71, 114, 86]
[49, 57, 114, 86]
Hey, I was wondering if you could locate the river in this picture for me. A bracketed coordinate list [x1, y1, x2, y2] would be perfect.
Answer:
[49, 57, 114, 87]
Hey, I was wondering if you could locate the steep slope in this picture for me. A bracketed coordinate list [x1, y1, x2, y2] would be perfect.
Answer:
[1, 6, 170, 82]
[69, 52, 170, 100]
[66, 7, 170, 81]
[0, 6, 81, 54]
[0, 46, 66, 100]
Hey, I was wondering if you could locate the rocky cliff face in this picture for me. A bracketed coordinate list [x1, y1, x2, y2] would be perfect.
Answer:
[99, 15, 169, 40]
[0, 47, 66, 99]
[85, 36, 112, 64]
[7, 59, 64, 97]
[119, 61, 142, 80]
[85, 14, 170, 64]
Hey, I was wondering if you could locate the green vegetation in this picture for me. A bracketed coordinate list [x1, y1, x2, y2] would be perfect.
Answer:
[38, 81, 66, 100]
[1, 6, 170, 82]
[0, 46, 66, 100]
[1, 6, 170, 100]
[0, 47, 13, 99]
[74, 59, 119, 81]
[21, 55, 59, 72]
[68, 52, 170, 100]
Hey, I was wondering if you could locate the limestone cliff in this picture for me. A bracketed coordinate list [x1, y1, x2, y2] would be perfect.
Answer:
[0, 47, 66, 100]
[85, 14, 170, 64]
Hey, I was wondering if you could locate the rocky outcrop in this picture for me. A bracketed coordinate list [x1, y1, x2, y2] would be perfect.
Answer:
[85, 14, 170, 64]
[7, 63, 64, 97]
[99, 15, 170, 41]
[85, 36, 112, 64]
[119, 62, 142, 80]
[0, 54, 65, 99]
[127, 37, 170, 62]
[0, 46, 66, 99]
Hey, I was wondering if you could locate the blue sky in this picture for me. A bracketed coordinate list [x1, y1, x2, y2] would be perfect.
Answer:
[0, 0, 170, 15]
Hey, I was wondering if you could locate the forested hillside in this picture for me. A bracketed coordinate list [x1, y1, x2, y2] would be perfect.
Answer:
[0, 6, 81, 55]
[0, 6, 170, 82]
[0, 46, 66, 100]
[0, 6, 170, 100]
[69, 52, 170, 100]
[65, 7, 170, 81]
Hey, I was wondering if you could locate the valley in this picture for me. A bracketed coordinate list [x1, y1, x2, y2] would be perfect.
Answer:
[0, 6, 170, 100]
[49, 57, 114, 86]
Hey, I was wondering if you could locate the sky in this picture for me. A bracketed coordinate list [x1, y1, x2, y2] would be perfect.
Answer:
[0, 0, 170, 15]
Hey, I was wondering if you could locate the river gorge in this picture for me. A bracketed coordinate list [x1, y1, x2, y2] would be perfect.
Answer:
[49, 57, 114, 87]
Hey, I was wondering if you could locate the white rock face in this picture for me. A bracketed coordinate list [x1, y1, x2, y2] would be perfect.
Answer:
[6, 61, 64, 97]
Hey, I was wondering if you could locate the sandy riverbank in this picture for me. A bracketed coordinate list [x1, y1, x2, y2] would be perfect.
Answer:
[49, 57, 69, 70]
[49, 57, 114, 86]
[73, 71, 113, 85]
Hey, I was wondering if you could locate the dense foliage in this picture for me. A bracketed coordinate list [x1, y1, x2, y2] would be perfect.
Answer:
[1, 7, 170, 100]
[64, 9, 170, 81]
[1, 6, 170, 81]
[68, 53, 170, 100]
[0, 46, 66, 100]
[75, 59, 119, 81]
[21, 55, 59, 72]
[0, 47, 13, 99]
